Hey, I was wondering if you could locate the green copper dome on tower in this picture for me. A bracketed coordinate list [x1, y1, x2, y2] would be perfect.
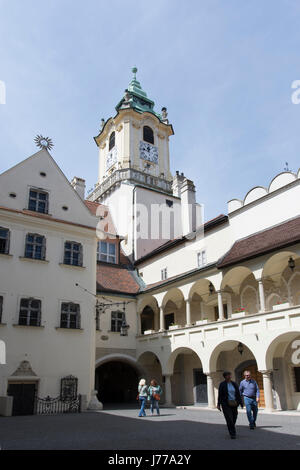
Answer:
[116, 67, 162, 120]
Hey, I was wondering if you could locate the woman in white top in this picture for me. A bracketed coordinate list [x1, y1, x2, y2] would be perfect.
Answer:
[138, 378, 148, 417]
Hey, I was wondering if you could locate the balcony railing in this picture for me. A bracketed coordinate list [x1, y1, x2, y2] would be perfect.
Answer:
[87, 168, 173, 201]
[137, 304, 300, 343]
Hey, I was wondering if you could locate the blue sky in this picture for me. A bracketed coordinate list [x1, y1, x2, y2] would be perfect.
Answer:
[1, 0, 300, 220]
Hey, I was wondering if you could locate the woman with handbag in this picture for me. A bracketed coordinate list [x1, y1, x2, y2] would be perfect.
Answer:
[137, 378, 148, 417]
[148, 379, 162, 416]
[217, 371, 243, 439]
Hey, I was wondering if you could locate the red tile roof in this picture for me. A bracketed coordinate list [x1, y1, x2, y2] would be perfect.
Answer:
[84, 200, 101, 216]
[96, 263, 141, 295]
[84, 200, 117, 236]
[217, 216, 300, 268]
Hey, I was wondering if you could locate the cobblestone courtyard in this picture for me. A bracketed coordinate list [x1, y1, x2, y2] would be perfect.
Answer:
[0, 407, 300, 450]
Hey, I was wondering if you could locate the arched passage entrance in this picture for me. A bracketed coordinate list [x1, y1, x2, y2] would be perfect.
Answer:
[95, 355, 144, 405]
[209, 340, 264, 407]
[167, 347, 206, 406]
[265, 331, 300, 410]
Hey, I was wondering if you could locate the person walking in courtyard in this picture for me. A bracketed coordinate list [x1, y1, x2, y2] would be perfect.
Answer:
[137, 378, 148, 417]
[148, 379, 162, 416]
[239, 370, 260, 430]
[217, 371, 243, 439]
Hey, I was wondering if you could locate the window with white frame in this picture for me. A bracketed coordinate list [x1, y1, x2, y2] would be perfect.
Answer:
[25, 234, 46, 260]
[19, 298, 41, 326]
[97, 241, 116, 263]
[161, 267, 168, 280]
[64, 241, 83, 266]
[28, 189, 49, 214]
[0, 296, 3, 323]
[111, 311, 124, 332]
[197, 249, 207, 268]
[60, 303, 81, 329]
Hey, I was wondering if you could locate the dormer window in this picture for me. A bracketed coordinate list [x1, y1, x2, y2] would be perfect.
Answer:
[97, 241, 116, 263]
[143, 126, 154, 144]
[109, 132, 115, 151]
[28, 189, 49, 214]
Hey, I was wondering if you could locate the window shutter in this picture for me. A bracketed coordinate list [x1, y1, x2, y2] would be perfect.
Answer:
[37, 300, 42, 326]
[24, 234, 29, 256]
[41, 236, 46, 260]
[63, 242, 67, 264]
[79, 244, 83, 266]
[45, 193, 49, 214]
[76, 305, 81, 329]
[5, 230, 10, 254]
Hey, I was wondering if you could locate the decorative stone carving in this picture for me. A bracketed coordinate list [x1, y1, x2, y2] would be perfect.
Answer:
[87, 390, 103, 411]
[12, 360, 37, 377]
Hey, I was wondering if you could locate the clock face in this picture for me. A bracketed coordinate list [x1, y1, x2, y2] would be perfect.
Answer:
[106, 147, 117, 170]
[139, 141, 158, 164]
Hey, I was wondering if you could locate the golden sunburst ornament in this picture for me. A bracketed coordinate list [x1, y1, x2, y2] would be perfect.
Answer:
[34, 135, 54, 151]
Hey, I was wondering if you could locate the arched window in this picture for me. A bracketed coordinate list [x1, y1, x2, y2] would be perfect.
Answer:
[109, 132, 115, 151]
[143, 126, 154, 144]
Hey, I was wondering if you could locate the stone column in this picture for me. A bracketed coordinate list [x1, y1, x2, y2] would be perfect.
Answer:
[200, 301, 204, 321]
[258, 279, 266, 313]
[164, 374, 173, 407]
[261, 370, 275, 411]
[206, 373, 216, 408]
[227, 295, 233, 317]
[87, 390, 103, 411]
[136, 312, 141, 335]
[159, 305, 165, 331]
[217, 291, 225, 321]
[185, 299, 191, 327]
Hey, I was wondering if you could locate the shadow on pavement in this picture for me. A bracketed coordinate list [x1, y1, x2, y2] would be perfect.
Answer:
[0, 410, 299, 450]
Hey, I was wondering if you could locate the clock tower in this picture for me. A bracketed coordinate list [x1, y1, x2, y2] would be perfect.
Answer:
[88, 68, 183, 261]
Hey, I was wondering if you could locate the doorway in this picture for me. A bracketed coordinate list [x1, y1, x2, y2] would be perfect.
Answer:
[95, 361, 139, 404]
[193, 369, 208, 404]
[7, 382, 37, 416]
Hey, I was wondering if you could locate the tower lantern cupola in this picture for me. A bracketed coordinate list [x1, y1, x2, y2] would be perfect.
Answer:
[91, 68, 174, 202]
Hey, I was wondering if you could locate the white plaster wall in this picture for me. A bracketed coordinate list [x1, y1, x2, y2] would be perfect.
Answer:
[100, 183, 134, 258]
[0, 150, 97, 228]
[95, 296, 138, 351]
[229, 180, 300, 242]
[0, 150, 97, 400]
[138, 223, 231, 286]
[0, 217, 97, 399]
[135, 187, 181, 260]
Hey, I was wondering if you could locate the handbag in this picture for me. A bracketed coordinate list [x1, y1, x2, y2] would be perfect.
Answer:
[228, 399, 237, 407]
[153, 393, 160, 401]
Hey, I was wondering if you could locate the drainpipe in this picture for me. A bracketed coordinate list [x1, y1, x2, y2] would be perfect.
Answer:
[132, 186, 136, 262]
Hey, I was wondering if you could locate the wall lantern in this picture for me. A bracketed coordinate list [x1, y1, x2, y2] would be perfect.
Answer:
[209, 282, 214, 295]
[120, 319, 130, 337]
[237, 342, 244, 355]
[75, 283, 133, 337]
[288, 256, 295, 271]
